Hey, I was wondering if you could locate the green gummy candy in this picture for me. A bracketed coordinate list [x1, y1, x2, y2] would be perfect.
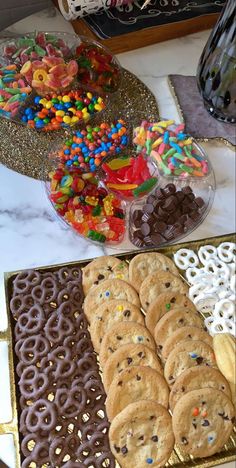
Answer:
[18, 38, 35, 47]
[34, 45, 46, 56]
[92, 205, 101, 216]
[179, 164, 193, 173]
[133, 177, 158, 197]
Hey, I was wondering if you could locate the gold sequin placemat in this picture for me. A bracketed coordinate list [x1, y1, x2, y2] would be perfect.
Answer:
[0, 69, 159, 180]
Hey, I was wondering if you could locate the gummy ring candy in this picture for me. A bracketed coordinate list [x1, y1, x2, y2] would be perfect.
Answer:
[33, 68, 48, 82]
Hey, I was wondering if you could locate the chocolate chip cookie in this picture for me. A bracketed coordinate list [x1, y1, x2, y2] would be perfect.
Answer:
[90, 300, 144, 353]
[140, 271, 188, 310]
[129, 252, 178, 292]
[84, 279, 140, 324]
[82, 256, 129, 295]
[169, 366, 232, 412]
[153, 308, 204, 356]
[99, 321, 156, 367]
[145, 292, 196, 333]
[172, 388, 235, 457]
[164, 340, 216, 386]
[109, 400, 174, 467]
[103, 343, 163, 393]
[106, 366, 169, 420]
[162, 326, 213, 361]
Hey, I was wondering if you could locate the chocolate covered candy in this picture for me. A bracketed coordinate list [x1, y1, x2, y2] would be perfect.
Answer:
[130, 183, 205, 247]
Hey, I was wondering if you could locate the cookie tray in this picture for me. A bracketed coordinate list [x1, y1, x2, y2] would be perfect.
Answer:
[2, 232, 236, 468]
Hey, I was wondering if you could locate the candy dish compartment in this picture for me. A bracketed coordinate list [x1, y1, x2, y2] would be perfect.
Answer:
[133, 120, 212, 181]
[0, 31, 77, 64]
[153, 140, 213, 181]
[71, 35, 122, 95]
[43, 151, 128, 247]
[128, 171, 216, 249]
[0, 32, 122, 96]
[98, 151, 159, 201]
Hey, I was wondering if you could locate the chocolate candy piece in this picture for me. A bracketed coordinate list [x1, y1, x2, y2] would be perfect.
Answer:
[195, 197, 205, 208]
[130, 183, 205, 247]
[150, 233, 165, 245]
[155, 221, 167, 233]
[141, 223, 151, 236]
[182, 185, 193, 194]
[132, 209, 143, 228]
[163, 183, 176, 195]
[143, 203, 154, 214]
[155, 188, 166, 199]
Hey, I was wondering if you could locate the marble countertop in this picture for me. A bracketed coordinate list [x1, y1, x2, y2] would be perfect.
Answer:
[0, 5, 235, 468]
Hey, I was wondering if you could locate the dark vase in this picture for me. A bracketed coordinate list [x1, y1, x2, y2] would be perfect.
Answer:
[197, 0, 236, 123]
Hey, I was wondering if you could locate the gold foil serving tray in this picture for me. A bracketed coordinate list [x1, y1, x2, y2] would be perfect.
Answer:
[2, 232, 236, 468]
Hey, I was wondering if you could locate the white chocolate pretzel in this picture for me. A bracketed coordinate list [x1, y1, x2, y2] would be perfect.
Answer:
[217, 242, 236, 263]
[198, 245, 218, 265]
[174, 249, 199, 270]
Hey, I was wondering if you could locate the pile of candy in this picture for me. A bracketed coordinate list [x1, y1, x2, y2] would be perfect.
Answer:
[20, 90, 106, 130]
[49, 167, 126, 243]
[173, 242, 235, 336]
[102, 153, 158, 199]
[20, 56, 78, 95]
[133, 120, 209, 178]
[56, 120, 128, 172]
[3, 32, 71, 64]
[75, 42, 120, 93]
[130, 184, 205, 248]
[0, 64, 32, 118]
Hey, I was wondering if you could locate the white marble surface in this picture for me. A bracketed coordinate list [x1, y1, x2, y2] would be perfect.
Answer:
[0, 6, 235, 468]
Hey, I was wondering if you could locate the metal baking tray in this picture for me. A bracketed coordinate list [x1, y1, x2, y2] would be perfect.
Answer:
[1, 232, 236, 468]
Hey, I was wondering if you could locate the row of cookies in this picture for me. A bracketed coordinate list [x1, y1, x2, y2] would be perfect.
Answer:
[135, 253, 235, 459]
[82, 253, 235, 466]
[82, 254, 176, 467]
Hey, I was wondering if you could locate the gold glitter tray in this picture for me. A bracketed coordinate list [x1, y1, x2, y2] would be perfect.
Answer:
[2, 232, 236, 468]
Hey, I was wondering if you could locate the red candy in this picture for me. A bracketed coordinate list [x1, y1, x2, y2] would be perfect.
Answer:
[102, 153, 158, 199]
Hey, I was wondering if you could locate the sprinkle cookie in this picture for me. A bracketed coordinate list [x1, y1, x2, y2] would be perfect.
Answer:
[99, 321, 156, 367]
[82, 256, 129, 295]
[164, 340, 216, 386]
[153, 308, 204, 356]
[145, 292, 196, 333]
[103, 343, 163, 392]
[172, 388, 235, 457]
[106, 366, 169, 420]
[162, 326, 213, 361]
[140, 271, 188, 310]
[89, 300, 144, 353]
[169, 366, 232, 412]
[109, 400, 174, 468]
[129, 252, 179, 292]
[83, 279, 140, 324]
